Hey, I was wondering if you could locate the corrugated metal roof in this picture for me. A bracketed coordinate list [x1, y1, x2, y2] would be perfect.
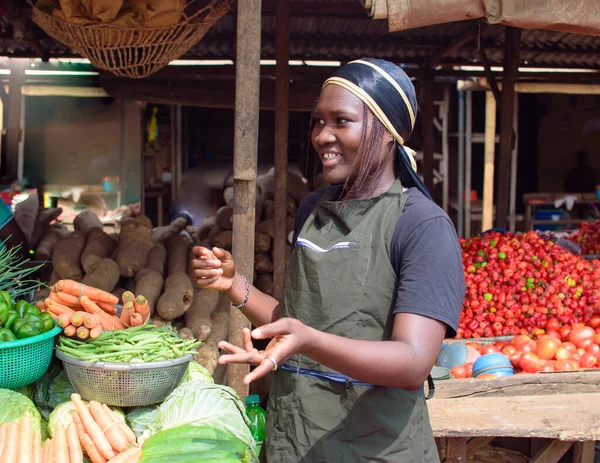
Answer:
[2, 0, 600, 70]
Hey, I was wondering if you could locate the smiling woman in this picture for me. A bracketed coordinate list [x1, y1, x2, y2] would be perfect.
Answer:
[191, 58, 465, 463]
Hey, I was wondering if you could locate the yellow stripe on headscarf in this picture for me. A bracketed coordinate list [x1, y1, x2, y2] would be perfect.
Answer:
[322, 77, 418, 172]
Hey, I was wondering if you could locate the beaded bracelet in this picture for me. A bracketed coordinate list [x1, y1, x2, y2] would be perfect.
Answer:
[232, 275, 250, 310]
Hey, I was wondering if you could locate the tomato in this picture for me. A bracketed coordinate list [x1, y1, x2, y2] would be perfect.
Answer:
[519, 352, 542, 373]
[512, 335, 537, 353]
[451, 366, 467, 379]
[555, 346, 573, 360]
[545, 330, 561, 340]
[559, 326, 572, 342]
[595, 333, 600, 345]
[464, 362, 474, 378]
[501, 345, 517, 356]
[477, 373, 496, 380]
[580, 353, 597, 369]
[509, 351, 523, 367]
[562, 342, 577, 353]
[586, 344, 600, 357]
[546, 318, 560, 332]
[465, 342, 482, 352]
[577, 348, 587, 358]
[569, 326, 596, 349]
[481, 344, 499, 355]
[541, 363, 555, 372]
[555, 359, 576, 371]
[536, 338, 560, 360]
[588, 315, 600, 329]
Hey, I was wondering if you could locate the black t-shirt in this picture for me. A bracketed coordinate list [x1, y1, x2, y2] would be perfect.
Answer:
[292, 187, 465, 338]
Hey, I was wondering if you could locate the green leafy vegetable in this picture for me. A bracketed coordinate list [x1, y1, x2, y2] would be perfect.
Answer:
[127, 406, 160, 438]
[180, 361, 213, 385]
[0, 388, 42, 432]
[48, 401, 80, 437]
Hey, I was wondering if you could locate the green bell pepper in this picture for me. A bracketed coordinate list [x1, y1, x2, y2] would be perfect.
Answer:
[15, 300, 29, 318]
[11, 317, 27, 335]
[22, 313, 46, 334]
[0, 302, 8, 326]
[0, 327, 16, 342]
[15, 323, 41, 339]
[4, 312, 17, 331]
[0, 291, 13, 312]
[38, 312, 55, 332]
[23, 304, 40, 317]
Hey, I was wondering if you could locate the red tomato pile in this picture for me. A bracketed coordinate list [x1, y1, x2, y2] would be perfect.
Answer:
[567, 221, 600, 255]
[459, 231, 600, 339]
[450, 326, 600, 379]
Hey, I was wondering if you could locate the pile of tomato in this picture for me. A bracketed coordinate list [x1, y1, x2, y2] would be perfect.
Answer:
[459, 230, 600, 339]
[567, 220, 600, 255]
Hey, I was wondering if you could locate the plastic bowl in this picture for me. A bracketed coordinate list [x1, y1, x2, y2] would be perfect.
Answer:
[473, 353, 514, 378]
[437, 343, 468, 370]
[0, 325, 62, 388]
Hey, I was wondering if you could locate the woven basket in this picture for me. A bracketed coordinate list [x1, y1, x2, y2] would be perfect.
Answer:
[31, 0, 230, 78]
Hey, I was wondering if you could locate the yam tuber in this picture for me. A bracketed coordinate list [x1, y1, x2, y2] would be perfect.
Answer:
[81, 228, 118, 273]
[134, 268, 164, 315]
[256, 273, 274, 296]
[145, 243, 167, 276]
[152, 216, 189, 244]
[30, 207, 63, 249]
[255, 232, 271, 253]
[81, 259, 120, 293]
[156, 272, 194, 320]
[215, 206, 233, 230]
[178, 327, 195, 340]
[223, 186, 233, 206]
[287, 195, 298, 215]
[13, 194, 38, 246]
[210, 230, 232, 250]
[262, 199, 274, 220]
[254, 253, 274, 274]
[197, 216, 217, 241]
[167, 235, 191, 276]
[73, 210, 103, 237]
[35, 226, 70, 261]
[257, 218, 295, 239]
[116, 215, 153, 277]
[184, 288, 219, 341]
[194, 296, 230, 374]
[53, 231, 86, 281]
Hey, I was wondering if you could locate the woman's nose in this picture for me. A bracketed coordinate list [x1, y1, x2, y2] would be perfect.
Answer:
[315, 126, 335, 145]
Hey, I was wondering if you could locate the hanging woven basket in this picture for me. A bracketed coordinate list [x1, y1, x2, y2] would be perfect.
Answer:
[30, 0, 230, 79]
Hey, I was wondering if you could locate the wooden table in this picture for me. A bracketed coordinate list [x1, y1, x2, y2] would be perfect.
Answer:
[523, 192, 600, 231]
[429, 371, 600, 463]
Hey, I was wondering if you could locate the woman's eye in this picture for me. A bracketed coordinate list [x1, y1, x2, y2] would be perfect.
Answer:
[337, 118, 348, 124]
[316, 118, 325, 125]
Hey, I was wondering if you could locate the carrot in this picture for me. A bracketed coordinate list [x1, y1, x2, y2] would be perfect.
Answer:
[53, 421, 69, 463]
[56, 291, 80, 306]
[57, 312, 72, 328]
[32, 430, 41, 463]
[129, 313, 143, 327]
[76, 326, 90, 340]
[89, 402, 128, 453]
[48, 302, 75, 315]
[71, 311, 84, 327]
[80, 296, 124, 331]
[17, 412, 32, 463]
[102, 405, 136, 445]
[71, 394, 114, 460]
[119, 302, 135, 328]
[42, 439, 53, 463]
[5, 421, 19, 463]
[133, 296, 150, 323]
[54, 280, 119, 305]
[96, 302, 117, 316]
[67, 422, 83, 463]
[83, 314, 100, 329]
[121, 291, 135, 306]
[0, 423, 7, 456]
[72, 413, 106, 463]
[63, 325, 77, 337]
[106, 447, 141, 463]
[89, 326, 102, 339]
[35, 301, 46, 312]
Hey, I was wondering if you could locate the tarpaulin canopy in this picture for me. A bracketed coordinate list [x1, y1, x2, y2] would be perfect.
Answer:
[364, 0, 600, 36]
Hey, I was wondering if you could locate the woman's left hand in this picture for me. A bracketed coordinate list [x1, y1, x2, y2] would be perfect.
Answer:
[217, 318, 311, 384]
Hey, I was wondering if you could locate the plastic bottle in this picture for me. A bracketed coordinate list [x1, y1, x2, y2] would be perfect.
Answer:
[245, 394, 267, 455]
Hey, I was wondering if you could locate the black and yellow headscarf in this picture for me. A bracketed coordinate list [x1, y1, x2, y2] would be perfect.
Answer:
[322, 58, 432, 200]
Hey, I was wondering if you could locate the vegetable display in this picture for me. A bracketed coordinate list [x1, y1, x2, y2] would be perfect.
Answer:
[0, 292, 55, 341]
[566, 220, 600, 255]
[460, 231, 600, 339]
[57, 325, 201, 363]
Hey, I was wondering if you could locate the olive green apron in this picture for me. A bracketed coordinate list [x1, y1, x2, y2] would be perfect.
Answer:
[265, 180, 439, 463]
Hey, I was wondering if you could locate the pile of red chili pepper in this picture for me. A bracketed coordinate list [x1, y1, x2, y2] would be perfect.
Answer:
[566, 220, 600, 255]
[458, 230, 600, 339]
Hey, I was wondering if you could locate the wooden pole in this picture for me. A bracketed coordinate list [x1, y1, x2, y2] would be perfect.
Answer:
[496, 26, 521, 229]
[273, 0, 290, 300]
[482, 91, 497, 232]
[229, 0, 262, 398]
[508, 93, 519, 233]
[421, 70, 435, 193]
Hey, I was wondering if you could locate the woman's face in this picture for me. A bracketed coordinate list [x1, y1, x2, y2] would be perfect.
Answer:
[312, 84, 392, 186]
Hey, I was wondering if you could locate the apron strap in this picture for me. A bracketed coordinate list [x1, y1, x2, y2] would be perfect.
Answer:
[425, 374, 435, 400]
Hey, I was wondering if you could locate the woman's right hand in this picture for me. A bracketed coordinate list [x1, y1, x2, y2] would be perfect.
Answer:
[191, 246, 236, 293]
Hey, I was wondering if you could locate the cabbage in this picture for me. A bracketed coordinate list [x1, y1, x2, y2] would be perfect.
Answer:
[47, 372, 76, 409]
[0, 389, 42, 433]
[143, 382, 257, 462]
[34, 365, 75, 420]
[48, 401, 80, 437]
[180, 361, 214, 385]
[127, 406, 159, 438]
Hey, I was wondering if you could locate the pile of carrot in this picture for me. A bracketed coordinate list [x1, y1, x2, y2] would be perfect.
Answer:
[40, 281, 151, 336]
[0, 412, 42, 463]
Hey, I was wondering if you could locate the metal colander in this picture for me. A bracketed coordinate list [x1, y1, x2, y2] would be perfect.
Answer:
[56, 350, 192, 407]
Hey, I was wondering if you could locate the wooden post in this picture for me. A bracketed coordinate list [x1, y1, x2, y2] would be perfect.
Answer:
[446, 437, 467, 463]
[229, 0, 262, 398]
[572, 441, 595, 463]
[273, 0, 290, 299]
[421, 71, 435, 193]
[496, 26, 521, 229]
[482, 91, 497, 232]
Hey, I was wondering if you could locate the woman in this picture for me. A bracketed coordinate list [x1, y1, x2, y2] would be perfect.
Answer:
[192, 58, 465, 462]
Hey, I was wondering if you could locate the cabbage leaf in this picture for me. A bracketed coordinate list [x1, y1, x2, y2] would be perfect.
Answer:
[0, 389, 42, 433]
